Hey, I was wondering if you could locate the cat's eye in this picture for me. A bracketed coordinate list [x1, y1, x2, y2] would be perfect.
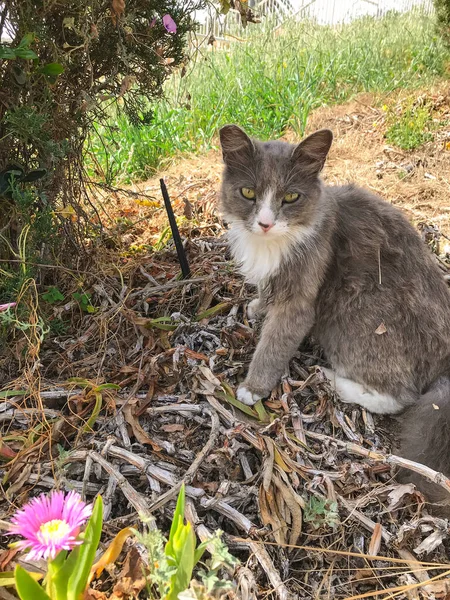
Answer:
[283, 192, 300, 203]
[241, 187, 256, 200]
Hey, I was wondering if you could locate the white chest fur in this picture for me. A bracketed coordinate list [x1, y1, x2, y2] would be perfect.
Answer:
[227, 221, 313, 285]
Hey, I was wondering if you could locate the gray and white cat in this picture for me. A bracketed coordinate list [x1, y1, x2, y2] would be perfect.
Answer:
[219, 124, 450, 504]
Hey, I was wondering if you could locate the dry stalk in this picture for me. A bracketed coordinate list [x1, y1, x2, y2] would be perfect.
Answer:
[242, 540, 291, 600]
[88, 450, 152, 520]
[305, 430, 450, 496]
[339, 496, 393, 545]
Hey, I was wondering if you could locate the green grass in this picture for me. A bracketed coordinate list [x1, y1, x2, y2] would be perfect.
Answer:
[87, 10, 450, 184]
[385, 101, 434, 150]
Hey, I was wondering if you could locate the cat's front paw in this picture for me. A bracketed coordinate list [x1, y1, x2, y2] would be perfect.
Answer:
[237, 385, 263, 406]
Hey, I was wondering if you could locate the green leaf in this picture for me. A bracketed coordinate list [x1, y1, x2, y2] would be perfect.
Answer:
[253, 400, 270, 423]
[46, 551, 68, 599]
[66, 495, 103, 600]
[12, 65, 27, 84]
[0, 390, 27, 398]
[21, 168, 47, 183]
[14, 49, 38, 60]
[216, 390, 259, 418]
[218, 0, 231, 14]
[42, 286, 65, 304]
[0, 46, 16, 60]
[14, 566, 50, 600]
[17, 33, 34, 49]
[166, 484, 185, 559]
[193, 540, 208, 566]
[167, 523, 196, 600]
[0, 571, 16, 586]
[72, 292, 96, 313]
[194, 302, 231, 321]
[51, 497, 103, 600]
[144, 316, 179, 331]
[51, 548, 81, 600]
[39, 62, 64, 76]
[0, 164, 25, 196]
[82, 391, 102, 433]
[67, 377, 91, 387]
[94, 383, 121, 391]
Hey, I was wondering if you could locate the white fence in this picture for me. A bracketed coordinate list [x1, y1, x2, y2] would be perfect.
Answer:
[196, 0, 434, 43]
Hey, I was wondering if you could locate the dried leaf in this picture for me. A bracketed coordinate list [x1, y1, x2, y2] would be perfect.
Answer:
[160, 423, 184, 433]
[273, 447, 292, 473]
[119, 365, 138, 374]
[422, 579, 450, 598]
[272, 474, 303, 547]
[123, 404, 162, 451]
[262, 438, 275, 492]
[258, 484, 286, 546]
[375, 322, 387, 335]
[119, 75, 136, 97]
[368, 523, 382, 556]
[183, 198, 193, 219]
[198, 365, 221, 387]
[0, 547, 20, 570]
[387, 483, 416, 511]
[350, 569, 377, 583]
[184, 348, 208, 361]
[0, 441, 16, 460]
[111, 0, 125, 24]
[90, 527, 134, 581]
[83, 589, 107, 600]
[160, 57, 175, 66]
[414, 528, 448, 555]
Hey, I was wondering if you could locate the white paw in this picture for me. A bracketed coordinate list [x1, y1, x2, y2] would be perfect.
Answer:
[247, 298, 261, 320]
[237, 385, 263, 406]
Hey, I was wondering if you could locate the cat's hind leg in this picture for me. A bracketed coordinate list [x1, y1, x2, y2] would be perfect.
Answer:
[321, 367, 403, 415]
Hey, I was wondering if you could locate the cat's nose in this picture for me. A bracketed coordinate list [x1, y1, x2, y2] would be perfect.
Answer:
[258, 221, 274, 233]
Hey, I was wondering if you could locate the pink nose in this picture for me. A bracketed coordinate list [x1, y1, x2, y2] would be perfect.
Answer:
[258, 221, 274, 233]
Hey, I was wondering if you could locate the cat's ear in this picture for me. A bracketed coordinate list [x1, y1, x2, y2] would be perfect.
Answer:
[219, 125, 254, 163]
[291, 129, 333, 175]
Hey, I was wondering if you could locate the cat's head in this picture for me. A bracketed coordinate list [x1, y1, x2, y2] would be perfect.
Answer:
[219, 125, 333, 239]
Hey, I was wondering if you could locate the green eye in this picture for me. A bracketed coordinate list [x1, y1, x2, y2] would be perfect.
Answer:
[241, 187, 256, 200]
[283, 192, 300, 203]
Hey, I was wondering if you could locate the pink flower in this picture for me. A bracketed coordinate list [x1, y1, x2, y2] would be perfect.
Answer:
[0, 303, 16, 312]
[162, 14, 177, 33]
[149, 17, 157, 28]
[8, 491, 93, 560]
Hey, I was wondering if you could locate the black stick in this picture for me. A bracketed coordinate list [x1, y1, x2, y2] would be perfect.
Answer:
[160, 178, 191, 279]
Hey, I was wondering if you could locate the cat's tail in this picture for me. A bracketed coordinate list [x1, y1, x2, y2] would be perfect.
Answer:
[398, 376, 450, 513]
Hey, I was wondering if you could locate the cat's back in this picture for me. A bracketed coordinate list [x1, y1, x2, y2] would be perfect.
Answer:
[325, 183, 443, 286]
[315, 183, 450, 393]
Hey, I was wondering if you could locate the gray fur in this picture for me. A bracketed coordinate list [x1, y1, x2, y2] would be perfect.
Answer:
[219, 124, 450, 507]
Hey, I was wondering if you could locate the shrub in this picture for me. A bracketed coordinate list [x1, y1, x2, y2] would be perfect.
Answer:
[0, 0, 205, 298]
[434, 0, 450, 47]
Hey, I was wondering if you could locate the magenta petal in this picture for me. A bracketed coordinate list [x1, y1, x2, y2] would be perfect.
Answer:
[162, 14, 177, 33]
[0, 302, 16, 312]
[149, 17, 157, 28]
